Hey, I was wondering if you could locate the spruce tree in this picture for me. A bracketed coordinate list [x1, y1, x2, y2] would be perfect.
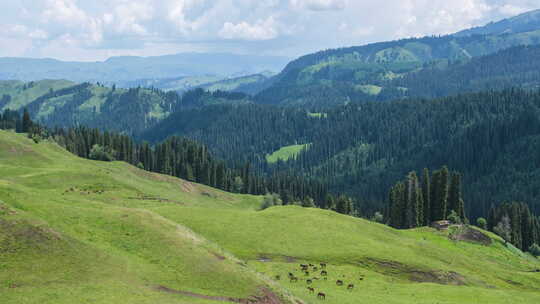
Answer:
[421, 168, 431, 226]
[406, 172, 420, 228]
[447, 173, 463, 221]
[22, 108, 31, 133]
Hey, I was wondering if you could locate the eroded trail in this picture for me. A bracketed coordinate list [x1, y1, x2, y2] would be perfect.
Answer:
[156, 286, 283, 304]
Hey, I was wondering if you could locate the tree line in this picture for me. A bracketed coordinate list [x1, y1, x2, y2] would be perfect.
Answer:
[388, 167, 466, 229]
[0, 109, 356, 216]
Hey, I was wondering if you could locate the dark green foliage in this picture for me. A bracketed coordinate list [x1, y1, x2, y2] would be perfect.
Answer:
[88, 144, 115, 161]
[261, 193, 282, 210]
[431, 167, 449, 221]
[421, 168, 431, 226]
[448, 173, 466, 222]
[488, 202, 540, 251]
[494, 215, 512, 244]
[48, 125, 339, 211]
[447, 210, 462, 225]
[389, 167, 464, 229]
[530, 244, 540, 257]
[255, 39, 540, 107]
[22, 108, 31, 133]
[477, 217, 488, 230]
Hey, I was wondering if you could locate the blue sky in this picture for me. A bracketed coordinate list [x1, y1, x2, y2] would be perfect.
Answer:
[1, 0, 539, 61]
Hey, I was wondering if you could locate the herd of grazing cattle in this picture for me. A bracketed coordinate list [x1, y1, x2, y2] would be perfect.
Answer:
[274, 262, 365, 300]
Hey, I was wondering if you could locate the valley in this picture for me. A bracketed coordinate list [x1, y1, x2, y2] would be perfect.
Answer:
[2, 5, 540, 304]
[1, 131, 540, 304]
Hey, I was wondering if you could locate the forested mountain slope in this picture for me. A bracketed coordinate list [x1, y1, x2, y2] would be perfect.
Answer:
[456, 9, 540, 37]
[0, 81, 249, 135]
[254, 13, 540, 107]
[2, 130, 540, 304]
[143, 89, 540, 219]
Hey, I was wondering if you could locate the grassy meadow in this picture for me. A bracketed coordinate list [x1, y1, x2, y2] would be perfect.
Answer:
[266, 144, 311, 164]
[1, 130, 540, 304]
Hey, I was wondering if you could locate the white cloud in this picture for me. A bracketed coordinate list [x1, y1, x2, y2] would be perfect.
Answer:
[219, 17, 279, 40]
[0, 0, 539, 61]
[290, 0, 347, 11]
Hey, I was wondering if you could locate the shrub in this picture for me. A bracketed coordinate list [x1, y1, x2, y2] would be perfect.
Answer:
[476, 217, 487, 230]
[371, 212, 384, 223]
[89, 144, 115, 161]
[261, 193, 282, 210]
[447, 210, 462, 224]
[530, 244, 540, 257]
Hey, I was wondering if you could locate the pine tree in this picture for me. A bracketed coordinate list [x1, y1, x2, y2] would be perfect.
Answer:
[421, 168, 431, 226]
[406, 172, 420, 228]
[431, 166, 449, 221]
[447, 173, 463, 221]
[22, 108, 31, 133]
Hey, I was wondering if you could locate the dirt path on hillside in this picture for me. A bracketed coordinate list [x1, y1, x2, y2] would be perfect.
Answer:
[156, 285, 283, 304]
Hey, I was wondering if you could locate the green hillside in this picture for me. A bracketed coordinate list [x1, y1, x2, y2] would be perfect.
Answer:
[266, 144, 311, 163]
[2, 130, 540, 303]
[255, 26, 540, 107]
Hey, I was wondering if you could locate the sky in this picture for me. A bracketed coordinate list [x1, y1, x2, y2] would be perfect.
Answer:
[1, 0, 540, 61]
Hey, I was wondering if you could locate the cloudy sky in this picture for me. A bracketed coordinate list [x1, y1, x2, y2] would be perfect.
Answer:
[1, 0, 539, 61]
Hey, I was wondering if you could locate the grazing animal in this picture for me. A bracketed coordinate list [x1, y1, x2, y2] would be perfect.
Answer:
[359, 277, 364, 281]
[275, 275, 281, 280]
[290, 276, 298, 283]
[347, 284, 354, 290]
[307, 287, 315, 293]
[321, 270, 328, 276]
[300, 264, 308, 271]
[307, 279, 313, 285]
[320, 263, 327, 269]
[336, 280, 344, 286]
[309, 263, 314, 267]
[317, 292, 326, 300]
[313, 266, 318, 271]
[288, 272, 294, 278]
[305, 271, 310, 276]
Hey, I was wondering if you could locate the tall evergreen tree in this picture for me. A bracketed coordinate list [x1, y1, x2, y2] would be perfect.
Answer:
[421, 168, 430, 225]
[406, 172, 420, 228]
[22, 108, 31, 133]
[447, 173, 465, 221]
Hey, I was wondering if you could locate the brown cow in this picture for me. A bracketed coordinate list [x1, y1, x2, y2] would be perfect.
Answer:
[290, 276, 298, 283]
[321, 270, 328, 276]
[336, 280, 344, 286]
[347, 284, 354, 290]
[307, 287, 315, 293]
[320, 263, 327, 269]
[317, 292, 326, 300]
[306, 279, 313, 285]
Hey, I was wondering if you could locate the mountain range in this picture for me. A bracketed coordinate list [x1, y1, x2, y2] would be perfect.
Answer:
[0, 52, 289, 88]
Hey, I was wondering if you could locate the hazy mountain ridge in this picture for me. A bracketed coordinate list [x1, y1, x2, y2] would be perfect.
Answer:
[455, 9, 540, 37]
[0, 52, 290, 85]
[253, 12, 540, 106]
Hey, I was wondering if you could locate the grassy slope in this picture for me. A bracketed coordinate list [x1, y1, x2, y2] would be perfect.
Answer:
[1, 131, 540, 304]
[266, 144, 311, 164]
[0, 130, 281, 304]
[0, 80, 75, 111]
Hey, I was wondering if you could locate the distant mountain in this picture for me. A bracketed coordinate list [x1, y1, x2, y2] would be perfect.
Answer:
[455, 9, 540, 36]
[0, 53, 290, 85]
[0, 80, 250, 135]
[253, 9, 540, 107]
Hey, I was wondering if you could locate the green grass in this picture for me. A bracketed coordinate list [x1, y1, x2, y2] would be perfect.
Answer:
[1, 130, 540, 304]
[355, 84, 382, 95]
[308, 112, 327, 118]
[266, 144, 311, 163]
[0, 80, 75, 111]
